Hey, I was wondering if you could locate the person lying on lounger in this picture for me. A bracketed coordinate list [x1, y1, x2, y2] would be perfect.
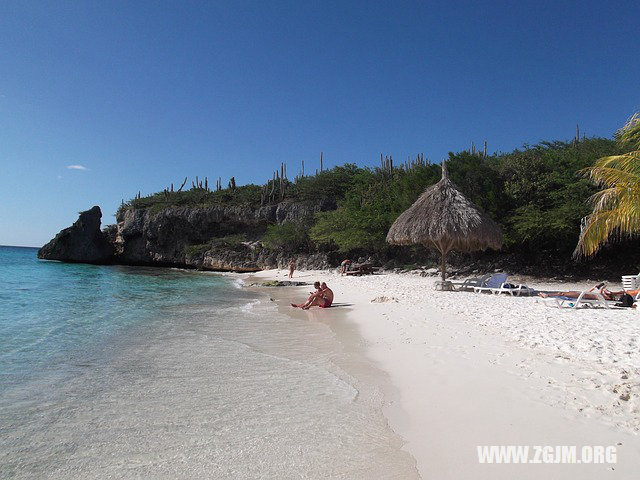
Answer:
[539, 283, 639, 301]
[600, 287, 640, 302]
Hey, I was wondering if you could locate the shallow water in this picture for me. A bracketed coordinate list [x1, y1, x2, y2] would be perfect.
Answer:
[0, 246, 416, 478]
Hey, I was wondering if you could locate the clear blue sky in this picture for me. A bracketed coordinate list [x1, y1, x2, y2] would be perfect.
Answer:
[1, 0, 638, 247]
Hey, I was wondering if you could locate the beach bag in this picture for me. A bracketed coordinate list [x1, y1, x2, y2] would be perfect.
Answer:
[615, 293, 635, 308]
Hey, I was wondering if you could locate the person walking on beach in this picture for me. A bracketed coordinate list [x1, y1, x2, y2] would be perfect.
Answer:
[288, 258, 296, 278]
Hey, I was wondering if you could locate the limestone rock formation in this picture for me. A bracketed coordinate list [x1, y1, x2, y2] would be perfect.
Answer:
[39, 199, 337, 271]
[114, 199, 335, 269]
[38, 206, 114, 264]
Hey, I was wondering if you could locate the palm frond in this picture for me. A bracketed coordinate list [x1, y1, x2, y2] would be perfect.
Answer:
[616, 113, 640, 149]
[586, 165, 640, 188]
[575, 209, 640, 258]
[575, 113, 640, 258]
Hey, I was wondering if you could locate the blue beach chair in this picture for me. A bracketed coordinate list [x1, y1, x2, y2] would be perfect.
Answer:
[473, 273, 508, 293]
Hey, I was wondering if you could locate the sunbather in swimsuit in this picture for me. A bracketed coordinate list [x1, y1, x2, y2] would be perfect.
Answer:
[292, 282, 321, 308]
[539, 283, 639, 301]
[301, 282, 334, 310]
[317, 295, 333, 308]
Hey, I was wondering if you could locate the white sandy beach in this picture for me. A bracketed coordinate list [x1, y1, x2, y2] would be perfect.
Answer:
[244, 268, 640, 479]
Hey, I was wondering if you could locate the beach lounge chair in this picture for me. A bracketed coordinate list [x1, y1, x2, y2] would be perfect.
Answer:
[490, 282, 534, 296]
[451, 273, 492, 291]
[473, 273, 508, 293]
[622, 273, 640, 290]
[344, 263, 379, 276]
[541, 289, 610, 309]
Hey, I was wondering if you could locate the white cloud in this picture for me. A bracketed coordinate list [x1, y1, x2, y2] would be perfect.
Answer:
[66, 164, 88, 171]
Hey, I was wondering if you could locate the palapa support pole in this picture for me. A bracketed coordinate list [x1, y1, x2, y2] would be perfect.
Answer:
[441, 250, 447, 282]
[435, 238, 454, 282]
[430, 240, 448, 283]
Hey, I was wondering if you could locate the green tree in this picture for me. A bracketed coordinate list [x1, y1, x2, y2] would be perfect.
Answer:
[575, 114, 640, 257]
[496, 138, 617, 253]
[310, 164, 440, 252]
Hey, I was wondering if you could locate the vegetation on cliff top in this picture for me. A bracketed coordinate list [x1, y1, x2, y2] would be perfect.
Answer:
[120, 132, 635, 263]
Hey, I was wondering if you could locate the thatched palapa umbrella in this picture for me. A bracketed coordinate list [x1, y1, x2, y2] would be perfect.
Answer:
[386, 161, 502, 283]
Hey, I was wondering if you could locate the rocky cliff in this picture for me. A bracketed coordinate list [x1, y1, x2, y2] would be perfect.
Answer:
[38, 206, 114, 264]
[114, 199, 335, 270]
[40, 200, 336, 271]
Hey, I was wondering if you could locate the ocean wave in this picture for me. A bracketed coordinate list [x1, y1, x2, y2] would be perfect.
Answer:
[240, 299, 261, 312]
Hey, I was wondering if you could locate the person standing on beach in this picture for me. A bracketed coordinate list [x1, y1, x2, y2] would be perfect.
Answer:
[288, 258, 296, 278]
[340, 259, 352, 275]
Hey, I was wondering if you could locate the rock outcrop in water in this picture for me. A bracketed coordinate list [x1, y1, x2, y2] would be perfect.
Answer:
[40, 200, 337, 271]
[38, 206, 114, 264]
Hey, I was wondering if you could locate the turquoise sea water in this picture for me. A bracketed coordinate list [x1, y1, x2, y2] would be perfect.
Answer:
[0, 246, 416, 478]
[0, 246, 240, 391]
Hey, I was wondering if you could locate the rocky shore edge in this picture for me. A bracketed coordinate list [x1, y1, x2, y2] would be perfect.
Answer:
[38, 205, 337, 272]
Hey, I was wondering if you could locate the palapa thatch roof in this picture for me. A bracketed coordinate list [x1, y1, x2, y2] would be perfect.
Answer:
[386, 161, 502, 255]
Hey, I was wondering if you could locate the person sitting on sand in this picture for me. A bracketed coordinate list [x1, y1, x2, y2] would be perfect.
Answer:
[292, 282, 334, 309]
[291, 281, 321, 308]
[302, 282, 334, 310]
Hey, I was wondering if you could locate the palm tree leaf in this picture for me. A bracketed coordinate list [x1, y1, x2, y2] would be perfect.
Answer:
[586, 165, 640, 188]
[616, 113, 640, 149]
[575, 112, 640, 258]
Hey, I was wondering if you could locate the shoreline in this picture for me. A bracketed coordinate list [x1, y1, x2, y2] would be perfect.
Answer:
[243, 272, 421, 477]
[243, 268, 640, 479]
[3, 262, 420, 479]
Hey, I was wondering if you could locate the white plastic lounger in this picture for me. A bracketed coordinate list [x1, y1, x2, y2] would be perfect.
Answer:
[622, 273, 640, 290]
[451, 273, 492, 291]
[473, 273, 508, 293]
[490, 283, 534, 296]
[541, 290, 610, 309]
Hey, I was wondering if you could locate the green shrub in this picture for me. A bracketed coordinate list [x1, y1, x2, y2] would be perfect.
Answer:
[261, 222, 310, 252]
[184, 234, 248, 257]
[123, 135, 624, 261]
